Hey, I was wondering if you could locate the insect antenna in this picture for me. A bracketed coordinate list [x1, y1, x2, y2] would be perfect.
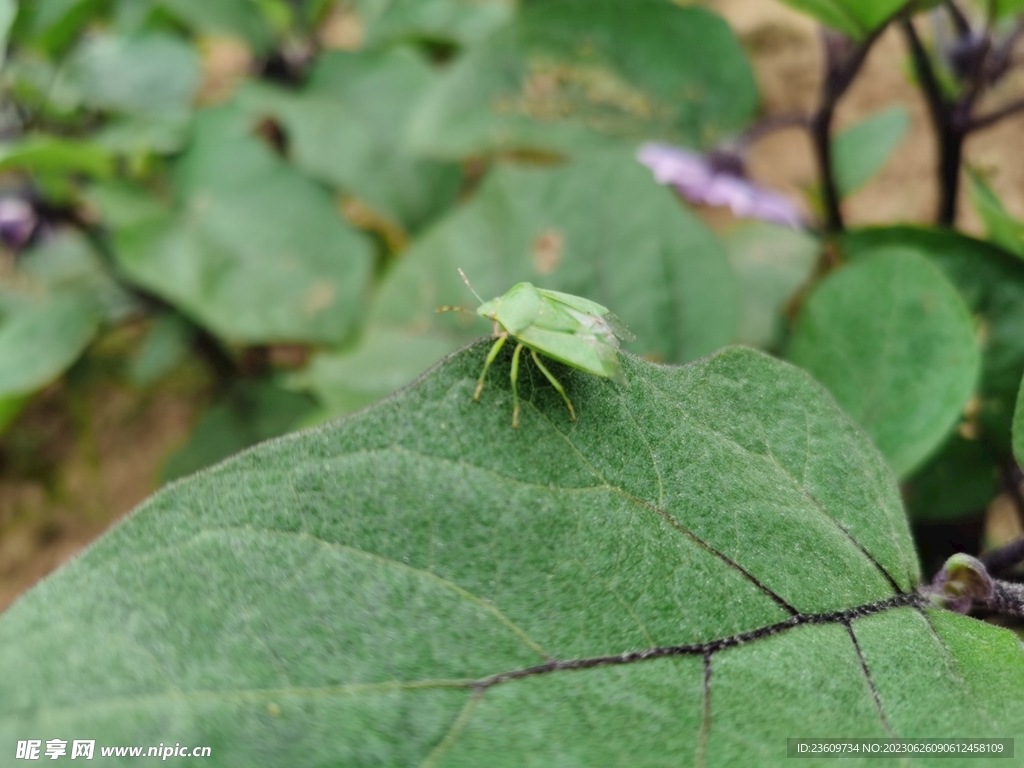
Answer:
[457, 268, 485, 304]
[435, 305, 473, 315]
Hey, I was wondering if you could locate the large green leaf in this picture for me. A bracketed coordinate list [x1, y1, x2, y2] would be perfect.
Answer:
[355, 0, 513, 47]
[787, 249, 980, 478]
[3, 344, 1023, 763]
[99, 107, 374, 345]
[832, 108, 910, 198]
[843, 227, 1024, 450]
[774, 0, 905, 40]
[236, 47, 461, 232]
[407, 0, 756, 158]
[299, 149, 737, 416]
[66, 31, 201, 117]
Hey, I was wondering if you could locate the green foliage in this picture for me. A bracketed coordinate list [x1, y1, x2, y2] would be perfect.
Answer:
[787, 248, 980, 478]
[407, 0, 757, 158]
[832, 108, 910, 198]
[1015, 373, 1024, 468]
[724, 222, 818, 350]
[0, 136, 114, 178]
[0, 231, 129, 402]
[0, 289, 99, 397]
[161, 380, 317, 482]
[6, 344, 1023, 763]
[155, 0, 276, 52]
[66, 31, 201, 117]
[905, 435, 999, 522]
[127, 314, 194, 387]
[992, 0, 1024, 17]
[3, 0, 1024, 756]
[968, 170, 1024, 259]
[841, 227, 1024, 522]
[843, 227, 1024, 450]
[355, 0, 513, 47]
[0, 0, 15, 60]
[775, 0, 907, 39]
[237, 47, 461, 231]
[97, 106, 374, 345]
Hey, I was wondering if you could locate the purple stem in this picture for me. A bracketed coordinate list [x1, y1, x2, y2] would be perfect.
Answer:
[901, 18, 963, 227]
[971, 96, 1024, 131]
[980, 579, 1024, 617]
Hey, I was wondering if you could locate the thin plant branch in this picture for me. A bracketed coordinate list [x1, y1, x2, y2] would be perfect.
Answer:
[901, 18, 964, 227]
[811, 32, 878, 234]
[981, 579, 1024, 617]
[810, 4, 917, 236]
[970, 95, 1024, 130]
[943, 0, 971, 37]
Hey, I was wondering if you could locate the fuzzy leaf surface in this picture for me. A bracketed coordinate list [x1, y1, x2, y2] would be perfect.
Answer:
[2, 344, 1023, 765]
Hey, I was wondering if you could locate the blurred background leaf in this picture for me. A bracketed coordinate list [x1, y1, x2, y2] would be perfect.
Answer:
[236, 46, 462, 233]
[968, 169, 1024, 259]
[96, 106, 374, 345]
[723, 222, 818, 351]
[832, 107, 910, 199]
[787, 248, 980, 478]
[407, 0, 758, 158]
[774, 0, 908, 39]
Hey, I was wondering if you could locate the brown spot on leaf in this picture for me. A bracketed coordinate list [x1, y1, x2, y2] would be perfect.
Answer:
[493, 58, 667, 134]
[304, 282, 336, 316]
[532, 229, 564, 274]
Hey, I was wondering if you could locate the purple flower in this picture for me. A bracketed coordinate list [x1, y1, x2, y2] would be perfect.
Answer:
[0, 198, 37, 249]
[637, 142, 804, 229]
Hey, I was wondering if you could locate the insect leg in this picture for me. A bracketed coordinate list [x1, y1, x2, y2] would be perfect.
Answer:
[510, 342, 525, 429]
[529, 349, 577, 422]
[474, 333, 508, 401]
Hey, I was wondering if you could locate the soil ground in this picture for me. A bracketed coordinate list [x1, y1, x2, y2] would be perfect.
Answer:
[2, 0, 1023, 612]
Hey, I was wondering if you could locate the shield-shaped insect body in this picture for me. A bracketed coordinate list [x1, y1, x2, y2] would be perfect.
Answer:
[442, 271, 633, 428]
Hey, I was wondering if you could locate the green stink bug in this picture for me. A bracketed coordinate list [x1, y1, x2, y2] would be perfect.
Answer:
[441, 270, 633, 428]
